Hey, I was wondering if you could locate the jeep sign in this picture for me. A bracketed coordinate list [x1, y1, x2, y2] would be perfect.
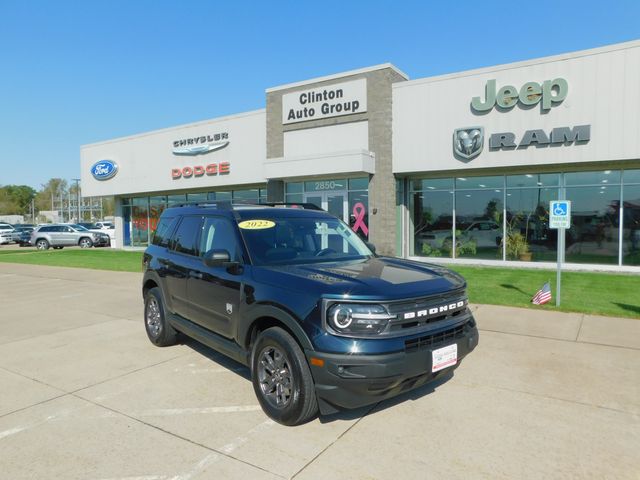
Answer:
[471, 78, 568, 112]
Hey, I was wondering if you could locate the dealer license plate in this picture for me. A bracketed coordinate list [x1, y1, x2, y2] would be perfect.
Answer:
[431, 344, 458, 373]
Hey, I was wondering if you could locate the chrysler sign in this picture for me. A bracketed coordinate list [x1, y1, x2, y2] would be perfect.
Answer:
[172, 133, 229, 155]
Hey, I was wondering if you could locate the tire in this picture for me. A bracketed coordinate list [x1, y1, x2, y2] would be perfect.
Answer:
[53, 246, 64, 250]
[251, 327, 318, 426]
[79, 237, 93, 248]
[36, 239, 50, 250]
[144, 287, 178, 347]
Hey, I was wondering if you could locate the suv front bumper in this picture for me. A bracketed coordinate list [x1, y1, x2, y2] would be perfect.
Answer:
[306, 320, 478, 415]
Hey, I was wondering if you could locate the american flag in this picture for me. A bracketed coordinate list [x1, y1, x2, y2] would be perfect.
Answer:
[532, 282, 552, 305]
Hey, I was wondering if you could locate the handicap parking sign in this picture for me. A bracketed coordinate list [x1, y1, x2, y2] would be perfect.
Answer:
[550, 200, 571, 229]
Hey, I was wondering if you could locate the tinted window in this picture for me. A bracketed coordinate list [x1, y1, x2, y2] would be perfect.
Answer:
[39, 226, 52, 232]
[200, 217, 241, 261]
[152, 216, 177, 247]
[171, 216, 202, 256]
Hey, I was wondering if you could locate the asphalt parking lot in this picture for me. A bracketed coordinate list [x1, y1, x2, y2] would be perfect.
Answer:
[0, 263, 639, 479]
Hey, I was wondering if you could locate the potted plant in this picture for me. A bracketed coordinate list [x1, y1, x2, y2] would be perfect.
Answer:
[505, 230, 532, 261]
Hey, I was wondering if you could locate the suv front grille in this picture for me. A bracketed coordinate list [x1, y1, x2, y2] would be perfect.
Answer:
[387, 290, 468, 333]
[404, 323, 468, 352]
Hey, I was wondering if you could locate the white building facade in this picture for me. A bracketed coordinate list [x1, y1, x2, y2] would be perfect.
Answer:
[81, 40, 640, 269]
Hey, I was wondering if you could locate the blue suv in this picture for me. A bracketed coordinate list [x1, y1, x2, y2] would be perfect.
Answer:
[142, 203, 478, 425]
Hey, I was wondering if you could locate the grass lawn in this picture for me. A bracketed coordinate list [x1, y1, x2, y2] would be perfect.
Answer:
[0, 248, 638, 318]
[0, 248, 143, 272]
[450, 265, 640, 319]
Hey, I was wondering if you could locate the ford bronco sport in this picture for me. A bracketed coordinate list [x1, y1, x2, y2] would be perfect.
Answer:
[142, 203, 478, 425]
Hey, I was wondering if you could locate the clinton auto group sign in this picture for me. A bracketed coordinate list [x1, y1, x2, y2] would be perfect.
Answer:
[282, 78, 367, 124]
[453, 77, 590, 161]
[171, 131, 230, 179]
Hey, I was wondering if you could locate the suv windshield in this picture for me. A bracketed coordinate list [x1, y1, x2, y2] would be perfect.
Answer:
[70, 224, 89, 231]
[239, 216, 373, 266]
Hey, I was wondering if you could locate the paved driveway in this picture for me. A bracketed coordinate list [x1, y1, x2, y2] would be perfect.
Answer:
[0, 263, 638, 479]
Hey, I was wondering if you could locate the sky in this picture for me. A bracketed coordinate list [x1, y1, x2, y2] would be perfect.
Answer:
[0, 0, 639, 190]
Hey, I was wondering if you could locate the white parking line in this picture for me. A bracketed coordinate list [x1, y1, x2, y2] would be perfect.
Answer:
[136, 405, 262, 417]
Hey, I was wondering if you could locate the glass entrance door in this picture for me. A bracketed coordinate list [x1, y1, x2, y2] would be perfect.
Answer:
[304, 192, 348, 222]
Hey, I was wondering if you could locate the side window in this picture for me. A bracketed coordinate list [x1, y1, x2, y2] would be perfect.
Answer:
[200, 217, 240, 261]
[65, 227, 74, 233]
[171, 216, 202, 256]
[152, 216, 177, 247]
[51, 226, 64, 233]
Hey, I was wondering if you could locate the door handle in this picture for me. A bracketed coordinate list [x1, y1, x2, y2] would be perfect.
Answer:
[189, 271, 203, 279]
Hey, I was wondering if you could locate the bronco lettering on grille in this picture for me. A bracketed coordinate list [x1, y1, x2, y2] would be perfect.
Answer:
[403, 300, 466, 320]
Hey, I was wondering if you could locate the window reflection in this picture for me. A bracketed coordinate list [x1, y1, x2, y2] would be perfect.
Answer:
[506, 188, 558, 261]
[622, 185, 640, 265]
[410, 191, 453, 257]
[565, 187, 619, 264]
[455, 190, 503, 259]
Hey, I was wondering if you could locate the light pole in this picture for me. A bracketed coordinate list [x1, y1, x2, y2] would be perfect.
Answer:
[73, 178, 81, 222]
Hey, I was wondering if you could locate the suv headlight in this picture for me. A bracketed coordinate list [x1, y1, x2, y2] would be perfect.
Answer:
[326, 303, 394, 336]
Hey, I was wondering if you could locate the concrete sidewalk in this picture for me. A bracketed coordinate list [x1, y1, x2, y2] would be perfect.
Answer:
[471, 303, 640, 350]
[0, 263, 638, 479]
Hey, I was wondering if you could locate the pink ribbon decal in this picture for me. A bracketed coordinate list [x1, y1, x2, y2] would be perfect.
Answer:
[352, 202, 369, 236]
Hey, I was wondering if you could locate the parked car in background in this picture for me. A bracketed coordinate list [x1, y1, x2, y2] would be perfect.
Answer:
[0, 223, 16, 244]
[77, 222, 97, 230]
[30, 224, 110, 250]
[14, 226, 35, 246]
[94, 221, 114, 230]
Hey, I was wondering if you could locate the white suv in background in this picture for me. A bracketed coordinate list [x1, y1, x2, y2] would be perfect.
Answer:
[0, 223, 16, 244]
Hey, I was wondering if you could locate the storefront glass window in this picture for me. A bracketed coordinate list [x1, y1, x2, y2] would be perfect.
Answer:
[131, 197, 149, 247]
[208, 191, 232, 201]
[565, 186, 619, 264]
[348, 177, 369, 190]
[505, 187, 559, 261]
[624, 169, 640, 184]
[285, 182, 303, 194]
[149, 196, 167, 234]
[622, 185, 640, 265]
[304, 179, 347, 192]
[233, 189, 260, 203]
[167, 194, 186, 206]
[410, 190, 453, 257]
[411, 178, 453, 191]
[506, 173, 560, 188]
[285, 193, 304, 203]
[456, 176, 503, 190]
[187, 193, 207, 202]
[122, 205, 131, 246]
[348, 191, 369, 241]
[565, 170, 621, 186]
[455, 189, 503, 259]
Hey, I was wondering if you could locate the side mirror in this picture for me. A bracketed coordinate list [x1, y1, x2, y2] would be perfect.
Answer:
[203, 249, 231, 267]
[365, 241, 376, 254]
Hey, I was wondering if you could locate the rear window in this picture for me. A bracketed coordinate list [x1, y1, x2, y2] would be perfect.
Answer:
[170, 216, 202, 256]
[152, 216, 178, 247]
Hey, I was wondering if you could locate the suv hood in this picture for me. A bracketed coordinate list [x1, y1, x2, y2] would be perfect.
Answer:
[254, 256, 465, 300]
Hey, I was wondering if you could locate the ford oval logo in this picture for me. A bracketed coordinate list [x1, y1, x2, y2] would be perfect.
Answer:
[91, 160, 118, 181]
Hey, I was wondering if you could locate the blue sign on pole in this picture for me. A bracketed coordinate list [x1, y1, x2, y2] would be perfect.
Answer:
[550, 200, 571, 229]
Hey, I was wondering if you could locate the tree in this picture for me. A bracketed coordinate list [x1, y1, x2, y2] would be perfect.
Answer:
[35, 178, 68, 212]
[0, 185, 36, 215]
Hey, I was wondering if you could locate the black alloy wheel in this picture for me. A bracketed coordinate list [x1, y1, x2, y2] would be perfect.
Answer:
[251, 327, 318, 426]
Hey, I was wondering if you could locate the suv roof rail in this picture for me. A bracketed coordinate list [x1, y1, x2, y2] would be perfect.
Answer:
[168, 200, 234, 209]
[167, 201, 325, 211]
[260, 202, 324, 211]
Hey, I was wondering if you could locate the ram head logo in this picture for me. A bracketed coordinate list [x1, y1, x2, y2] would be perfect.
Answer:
[453, 127, 484, 160]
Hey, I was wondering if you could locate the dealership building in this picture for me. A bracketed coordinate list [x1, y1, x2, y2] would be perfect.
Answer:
[81, 40, 640, 270]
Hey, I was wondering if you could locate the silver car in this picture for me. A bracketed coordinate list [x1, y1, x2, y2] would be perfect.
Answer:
[30, 224, 110, 250]
[0, 223, 16, 244]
